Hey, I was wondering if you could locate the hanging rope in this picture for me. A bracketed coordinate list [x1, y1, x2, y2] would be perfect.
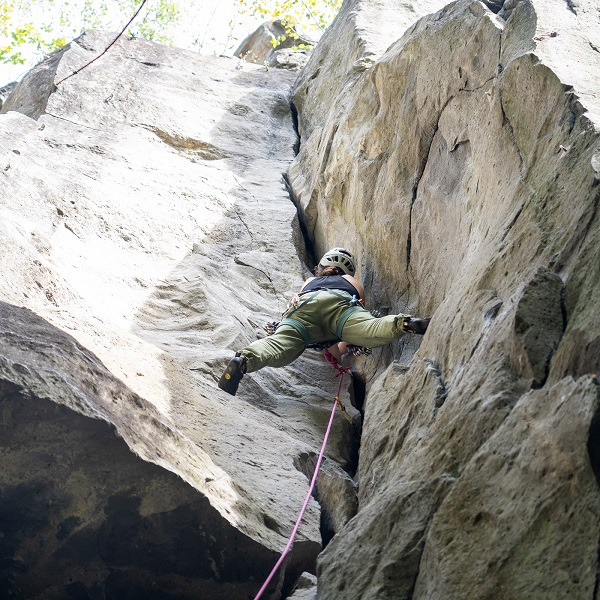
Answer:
[253, 355, 351, 600]
[56, 0, 149, 85]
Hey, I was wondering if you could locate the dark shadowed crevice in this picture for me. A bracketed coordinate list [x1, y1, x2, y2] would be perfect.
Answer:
[407, 97, 453, 269]
[586, 384, 600, 489]
[424, 359, 448, 409]
[479, 0, 504, 13]
[588, 383, 600, 597]
[350, 372, 366, 415]
[283, 100, 316, 268]
[0, 379, 22, 402]
[293, 452, 332, 554]
[282, 171, 317, 268]
[290, 100, 301, 155]
[560, 285, 568, 335]
[498, 85, 525, 173]
[0, 301, 315, 599]
[0, 386, 284, 599]
[345, 418, 362, 480]
[280, 540, 320, 599]
[320, 514, 336, 549]
[406, 185, 416, 269]
[513, 268, 565, 389]
[594, 540, 600, 600]
[344, 372, 365, 479]
[536, 283, 570, 388]
[293, 451, 358, 557]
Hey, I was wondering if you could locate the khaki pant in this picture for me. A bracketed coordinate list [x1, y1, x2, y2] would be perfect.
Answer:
[240, 290, 408, 373]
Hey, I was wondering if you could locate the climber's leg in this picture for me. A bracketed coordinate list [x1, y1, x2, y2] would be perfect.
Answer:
[238, 325, 306, 373]
[340, 311, 412, 348]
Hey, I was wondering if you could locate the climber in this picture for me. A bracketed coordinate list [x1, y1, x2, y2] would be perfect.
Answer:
[218, 247, 430, 395]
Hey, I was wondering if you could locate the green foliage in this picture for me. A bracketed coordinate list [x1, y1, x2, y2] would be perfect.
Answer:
[0, 0, 181, 66]
[0, 0, 341, 70]
[137, 0, 180, 43]
[238, 0, 342, 48]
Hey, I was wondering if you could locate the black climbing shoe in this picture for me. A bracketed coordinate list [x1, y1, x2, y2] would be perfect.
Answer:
[402, 317, 431, 335]
[218, 355, 247, 396]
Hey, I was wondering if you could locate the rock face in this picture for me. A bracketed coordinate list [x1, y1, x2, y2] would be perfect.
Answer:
[288, 0, 600, 598]
[0, 31, 358, 599]
[0, 303, 277, 599]
[234, 19, 314, 68]
[1, 0, 600, 597]
[0, 81, 18, 109]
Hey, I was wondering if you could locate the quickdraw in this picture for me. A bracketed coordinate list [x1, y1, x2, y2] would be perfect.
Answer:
[334, 395, 354, 424]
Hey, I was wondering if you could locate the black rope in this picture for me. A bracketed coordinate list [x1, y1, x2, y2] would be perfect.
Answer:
[56, 0, 149, 85]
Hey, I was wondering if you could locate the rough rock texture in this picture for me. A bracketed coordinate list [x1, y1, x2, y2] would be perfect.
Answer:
[270, 49, 311, 71]
[3, 0, 600, 597]
[0, 81, 18, 109]
[234, 19, 314, 67]
[0, 31, 359, 598]
[0, 303, 278, 599]
[287, 0, 600, 598]
[294, 453, 358, 543]
[1, 48, 68, 119]
[291, 0, 450, 139]
[289, 572, 317, 599]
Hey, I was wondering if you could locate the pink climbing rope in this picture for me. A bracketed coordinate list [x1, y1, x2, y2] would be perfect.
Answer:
[253, 353, 350, 600]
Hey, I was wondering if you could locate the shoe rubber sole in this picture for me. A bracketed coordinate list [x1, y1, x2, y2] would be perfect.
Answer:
[218, 356, 246, 395]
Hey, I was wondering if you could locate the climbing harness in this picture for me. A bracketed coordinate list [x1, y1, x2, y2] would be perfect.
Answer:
[278, 290, 322, 346]
[263, 289, 374, 356]
[334, 295, 363, 340]
[253, 354, 352, 600]
[275, 289, 365, 349]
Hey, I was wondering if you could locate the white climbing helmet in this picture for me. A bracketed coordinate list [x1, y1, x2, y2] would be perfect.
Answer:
[319, 247, 356, 276]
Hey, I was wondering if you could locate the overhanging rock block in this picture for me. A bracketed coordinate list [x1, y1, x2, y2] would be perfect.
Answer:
[0, 301, 312, 599]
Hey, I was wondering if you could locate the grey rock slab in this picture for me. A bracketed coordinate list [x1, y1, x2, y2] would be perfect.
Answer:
[508, 0, 600, 124]
[288, 0, 600, 597]
[291, 0, 450, 139]
[0, 302, 290, 599]
[270, 49, 311, 70]
[1, 47, 68, 119]
[0, 30, 359, 597]
[413, 376, 600, 600]
[289, 572, 317, 599]
[317, 474, 455, 599]
[234, 19, 314, 66]
[0, 80, 17, 108]
[294, 453, 359, 539]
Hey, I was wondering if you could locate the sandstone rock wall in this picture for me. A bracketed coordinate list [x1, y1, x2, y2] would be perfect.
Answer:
[0, 31, 358, 599]
[288, 0, 600, 598]
[1, 0, 600, 597]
